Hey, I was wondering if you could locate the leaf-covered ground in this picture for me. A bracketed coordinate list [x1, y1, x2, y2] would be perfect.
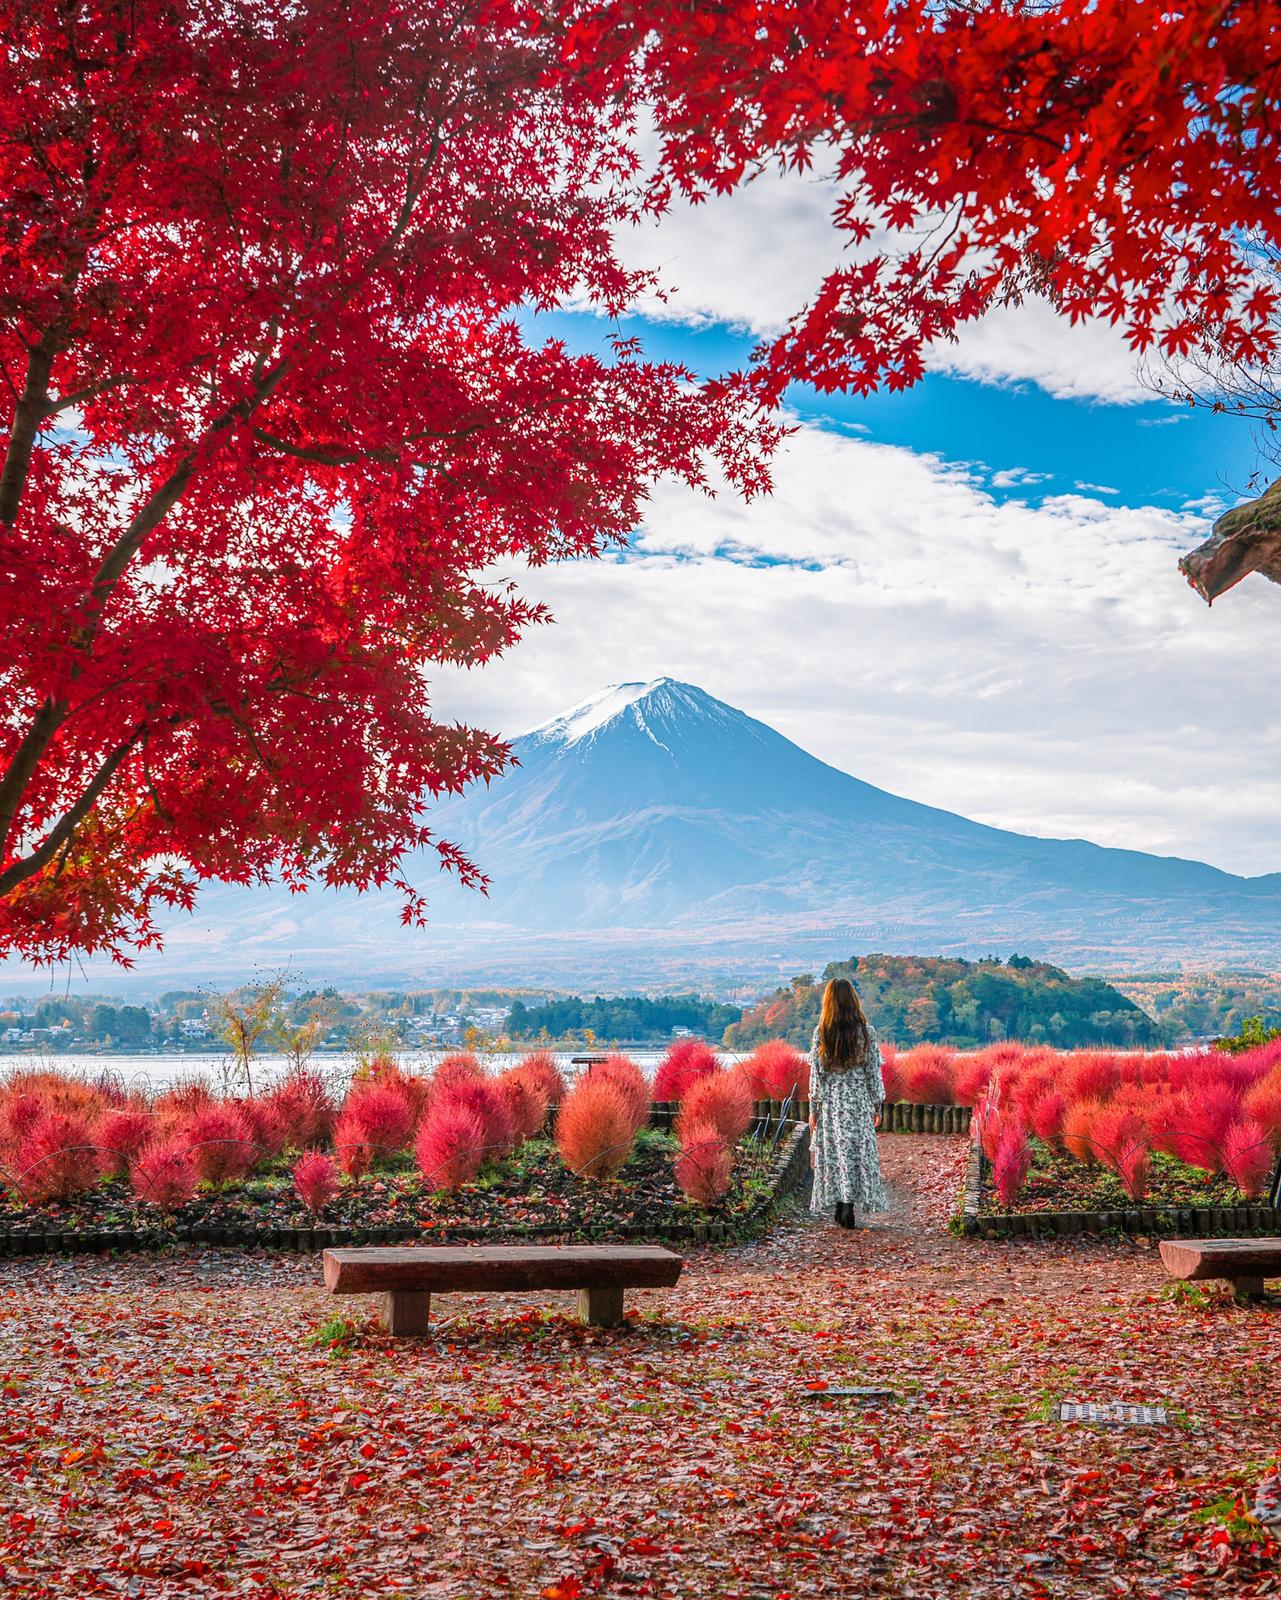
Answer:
[1, 1136, 1277, 1598]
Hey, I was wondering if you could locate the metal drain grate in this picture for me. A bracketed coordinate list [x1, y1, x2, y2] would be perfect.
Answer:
[1059, 1402, 1168, 1427]
[802, 1386, 897, 1404]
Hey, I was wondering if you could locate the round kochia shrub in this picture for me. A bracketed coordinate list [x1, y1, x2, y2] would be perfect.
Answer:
[179, 1103, 258, 1187]
[416, 1103, 487, 1193]
[510, 1051, 566, 1108]
[676, 1069, 753, 1144]
[652, 1040, 717, 1103]
[15, 1112, 98, 1202]
[131, 1140, 198, 1210]
[97, 1108, 154, 1178]
[433, 1078, 514, 1157]
[556, 1077, 636, 1179]
[495, 1068, 549, 1142]
[674, 1124, 734, 1206]
[292, 1150, 340, 1214]
[333, 1083, 415, 1176]
[589, 1055, 649, 1136]
[744, 1040, 809, 1102]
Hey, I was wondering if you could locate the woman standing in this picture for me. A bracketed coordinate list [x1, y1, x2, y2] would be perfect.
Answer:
[808, 976, 888, 1228]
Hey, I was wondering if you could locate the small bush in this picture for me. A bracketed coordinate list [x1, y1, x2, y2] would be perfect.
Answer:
[652, 1040, 717, 1103]
[235, 1097, 287, 1158]
[16, 1112, 99, 1203]
[131, 1139, 198, 1210]
[416, 1103, 487, 1192]
[900, 1046, 956, 1106]
[333, 1110, 373, 1178]
[1243, 1070, 1281, 1149]
[1221, 1119, 1273, 1199]
[364, 1053, 432, 1124]
[676, 1069, 753, 1144]
[432, 1053, 484, 1096]
[337, 1083, 414, 1165]
[265, 1068, 336, 1148]
[292, 1150, 340, 1214]
[97, 1108, 154, 1178]
[590, 1055, 649, 1135]
[433, 1078, 514, 1157]
[511, 1051, 566, 1108]
[1026, 1089, 1067, 1145]
[745, 1040, 808, 1101]
[1061, 1099, 1105, 1166]
[180, 1103, 257, 1187]
[495, 1068, 549, 1142]
[556, 1077, 635, 1179]
[992, 1122, 1033, 1208]
[674, 1123, 733, 1206]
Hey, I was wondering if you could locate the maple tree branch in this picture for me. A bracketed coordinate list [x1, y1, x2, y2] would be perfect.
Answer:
[0, 334, 58, 525]
[0, 727, 144, 896]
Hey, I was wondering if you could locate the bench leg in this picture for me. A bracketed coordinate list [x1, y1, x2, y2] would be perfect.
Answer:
[382, 1290, 431, 1336]
[1229, 1275, 1267, 1300]
[578, 1285, 625, 1328]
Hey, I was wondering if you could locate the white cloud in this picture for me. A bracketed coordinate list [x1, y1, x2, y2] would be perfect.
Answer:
[608, 156, 1153, 404]
[432, 423, 1280, 877]
[990, 467, 1053, 489]
[1074, 481, 1120, 495]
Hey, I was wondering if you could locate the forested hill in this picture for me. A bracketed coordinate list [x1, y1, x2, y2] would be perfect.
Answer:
[507, 992, 742, 1043]
[724, 955, 1161, 1051]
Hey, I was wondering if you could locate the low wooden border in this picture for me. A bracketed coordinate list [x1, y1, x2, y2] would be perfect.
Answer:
[0, 1120, 812, 1260]
[958, 1138, 1281, 1239]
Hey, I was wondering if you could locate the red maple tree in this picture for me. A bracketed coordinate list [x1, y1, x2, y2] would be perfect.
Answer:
[0, 0, 772, 963]
[6, 0, 1280, 964]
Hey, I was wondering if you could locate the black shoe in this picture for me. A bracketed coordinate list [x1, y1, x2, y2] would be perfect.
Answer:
[838, 1203, 858, 1229]
[833, 1203, 846, 1226]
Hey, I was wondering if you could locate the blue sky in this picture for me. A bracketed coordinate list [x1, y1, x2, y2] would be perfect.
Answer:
[435, 165, 1280, 881]
[535, 308, 1260, 513]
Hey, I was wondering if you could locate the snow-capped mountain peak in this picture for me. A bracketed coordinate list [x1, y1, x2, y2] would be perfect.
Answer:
[525, 677, 727, 749]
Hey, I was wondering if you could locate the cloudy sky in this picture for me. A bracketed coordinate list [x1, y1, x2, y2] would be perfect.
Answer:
[431, 160, 1279, 878]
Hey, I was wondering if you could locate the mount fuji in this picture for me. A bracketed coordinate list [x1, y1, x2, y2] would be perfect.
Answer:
[27, 676, 1281, 991]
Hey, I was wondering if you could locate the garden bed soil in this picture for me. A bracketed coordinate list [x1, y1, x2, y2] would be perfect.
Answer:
[0, 1125, 810, 1258]
[959, 1137, 1281, 1240]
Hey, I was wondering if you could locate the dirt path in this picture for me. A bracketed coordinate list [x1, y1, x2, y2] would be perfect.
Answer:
[0, 1136, 1277, 1599]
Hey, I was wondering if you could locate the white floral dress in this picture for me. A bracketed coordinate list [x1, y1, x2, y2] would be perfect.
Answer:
[808, 1023, 888, 1214]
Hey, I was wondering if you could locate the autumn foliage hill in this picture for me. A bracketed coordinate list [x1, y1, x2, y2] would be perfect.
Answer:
[725, 955, 1160, 1051]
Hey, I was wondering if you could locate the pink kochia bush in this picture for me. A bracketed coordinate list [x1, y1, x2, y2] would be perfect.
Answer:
[416, 1103, 487, 1193]
[15, 1112, 98, 1202]
[992, 1121, 1033, 1209]
[589, 1055, 650, 1136]
[509, 1051, 566, 1109]
[179, 1103, 257, 1187]
[96, 1108, 153, 1178]
[899, 1046, 956, 1106]
[745, 1040, 809, 1102]
[556, 1077, 635, 1179]
[264, 1068, 335, 1149]
[131, 1140, 198, 1210]
[676, 1069, 753, 1144]
[333, 1083, 414, 1177]
[674, 1124, 733, 1206]
[292, 1151, 340, 1214]
[652, 1040, 717, 1103]
[1221, 1120, 1273, 1198]
[495, 1067, 549, 1142]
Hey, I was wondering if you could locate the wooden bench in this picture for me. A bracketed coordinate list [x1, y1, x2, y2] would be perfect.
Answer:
[1159, 1237, 1281, 1299]
[322, 1244, 684, 1334]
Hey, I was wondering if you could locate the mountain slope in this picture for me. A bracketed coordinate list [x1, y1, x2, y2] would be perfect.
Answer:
[18, 676, 1280, 989]
[419, 677, 1281, 936]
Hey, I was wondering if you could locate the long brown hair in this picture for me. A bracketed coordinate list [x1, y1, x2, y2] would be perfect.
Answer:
[818, 977, 869, 1071]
